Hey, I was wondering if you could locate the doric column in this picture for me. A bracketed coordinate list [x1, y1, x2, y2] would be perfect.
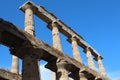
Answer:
[22, 55, 40, 80]
[85, 47, 96, 70]
[52, 22, 63, 51]
[56, 58, 69, 80]
[11, 55, 19, 74]
[22, 5, 41, 80]
[97, 56, 106, 76]
[71, 36, 82, 63]
[24, 5, 35, 36]
[51, 21, 63, 80]
[79, 72, 87, 80]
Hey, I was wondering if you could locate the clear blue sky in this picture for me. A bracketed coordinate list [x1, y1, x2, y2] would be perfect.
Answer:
[0, 0, 120, 80]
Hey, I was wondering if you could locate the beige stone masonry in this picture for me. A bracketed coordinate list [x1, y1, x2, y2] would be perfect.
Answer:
[97, 56, 106, 76]
[11, 55, 19, 74]
[71, 36, 82, 63]
[24, 5, 35, 36]
[52, 22, 63, 51]
[85, 47, 96, 71]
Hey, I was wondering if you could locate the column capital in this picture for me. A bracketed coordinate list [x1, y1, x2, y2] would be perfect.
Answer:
[94, 56, 103, 61]
[47, 21, 60, 32]
[67, 35, 78, 43]
[71, 35, 77, 40]
[57, 58, 68, 67]
[47, 20, 58, 30]
[79, 72, 88, 80]
[22, 4, 36, 13]
[20, 1, 37, 13]
[51, 21, 59, 29]
[52, 22, 56, 27]
[56, 58, 69, 80]
[56, 58, 69, 70]
[84, 47, 91, 53]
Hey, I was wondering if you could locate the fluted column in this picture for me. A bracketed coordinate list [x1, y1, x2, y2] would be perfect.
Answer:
[56, 58, 69, 80]
[22, 5, 41, 80]
[85, 47, 96, 70]
[71, 36, 82, 63]
[97, 56, 106, 76]
[11, 55, 19, 74]
[51, 21, 63, 80]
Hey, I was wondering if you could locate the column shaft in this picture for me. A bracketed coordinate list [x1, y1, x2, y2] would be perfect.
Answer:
[52, 72, 56, 80]
[71, 37, 82, 63]
[98, 56, 106, 76]
[11, 55, 19, 74]
[25, 7, 35, 36]
[56, 58, 69, 80]
[52, 22, 62, 51]
[51, 22, 63, 80]
[22, 55, 40, 80]
[85, 48, 96, 70]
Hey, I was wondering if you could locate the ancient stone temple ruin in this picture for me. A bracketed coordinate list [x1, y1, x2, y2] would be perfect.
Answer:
[0, 1, 110, 80]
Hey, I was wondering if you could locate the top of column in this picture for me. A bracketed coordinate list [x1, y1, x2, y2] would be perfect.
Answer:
[84, 47, 103, 60]
[20, 1, 38, 13]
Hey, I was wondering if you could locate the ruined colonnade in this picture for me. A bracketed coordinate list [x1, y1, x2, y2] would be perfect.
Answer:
[0, 1, 108, 80]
